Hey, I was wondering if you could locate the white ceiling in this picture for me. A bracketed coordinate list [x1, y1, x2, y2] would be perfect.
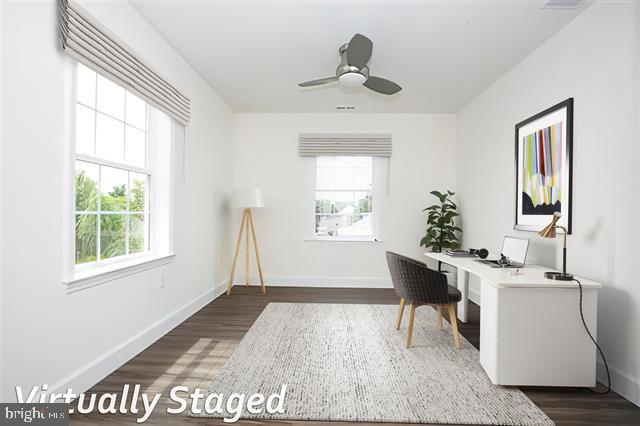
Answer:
[130, 0, 589, 113]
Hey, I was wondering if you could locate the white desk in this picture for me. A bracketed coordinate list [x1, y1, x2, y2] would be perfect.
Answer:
[425, 252, 602, 387]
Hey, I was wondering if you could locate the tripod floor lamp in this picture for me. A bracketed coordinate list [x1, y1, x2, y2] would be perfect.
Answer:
[227, 188, 266, 295]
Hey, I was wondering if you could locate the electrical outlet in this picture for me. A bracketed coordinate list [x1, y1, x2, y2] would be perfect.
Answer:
[160, 273, 166, 289]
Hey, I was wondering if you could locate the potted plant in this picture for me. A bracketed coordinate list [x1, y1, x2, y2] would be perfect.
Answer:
[420, 190, 462, 253]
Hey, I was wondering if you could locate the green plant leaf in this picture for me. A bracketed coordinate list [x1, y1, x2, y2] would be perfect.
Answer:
[422, 189, 461, 253]
[431, 191, 447, 203]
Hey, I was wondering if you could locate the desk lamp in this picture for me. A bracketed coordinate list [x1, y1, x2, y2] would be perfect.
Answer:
[227, 188, 266, 295]
[537, 212, 573, 281]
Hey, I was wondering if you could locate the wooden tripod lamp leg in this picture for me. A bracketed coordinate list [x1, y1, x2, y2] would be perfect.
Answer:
[227, 210, 247, 296]
[245, 209, 250, 287]
[247, 210, 266, 294]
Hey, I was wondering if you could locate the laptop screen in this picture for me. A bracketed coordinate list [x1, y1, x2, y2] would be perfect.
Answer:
[502, 236, 529, 266]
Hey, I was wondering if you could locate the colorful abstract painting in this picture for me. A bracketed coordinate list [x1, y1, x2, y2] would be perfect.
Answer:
[522, 122, 562, 215]
[515, 99, 573, 233]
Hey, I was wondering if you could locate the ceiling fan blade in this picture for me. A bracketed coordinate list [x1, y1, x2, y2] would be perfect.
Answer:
[346, 33, 373, 69]
[298, 76, 338, 87]
[363, 76, 402, 95]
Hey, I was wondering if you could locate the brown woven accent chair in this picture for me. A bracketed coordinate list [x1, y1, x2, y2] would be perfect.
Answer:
[385, 251, 462, 349]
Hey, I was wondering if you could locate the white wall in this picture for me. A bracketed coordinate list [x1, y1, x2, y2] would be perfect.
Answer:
[456, 2, 639, 405]
[1, 1, 234, 401]
[232, 113, 456, 285]
[0, 0, 5, 398]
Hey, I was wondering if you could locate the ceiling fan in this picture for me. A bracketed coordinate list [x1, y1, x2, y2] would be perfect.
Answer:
[298, 34, 402, 95]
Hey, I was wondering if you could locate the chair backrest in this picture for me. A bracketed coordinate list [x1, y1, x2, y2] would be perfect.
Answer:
[385, 251, 450, 304]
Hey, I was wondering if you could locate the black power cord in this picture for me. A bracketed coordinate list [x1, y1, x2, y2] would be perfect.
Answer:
[573, 278, 611, 394]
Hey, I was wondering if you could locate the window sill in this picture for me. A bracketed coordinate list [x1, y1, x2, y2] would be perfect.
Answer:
[305, 237, 383, 243]
[63, 253, 175, 294]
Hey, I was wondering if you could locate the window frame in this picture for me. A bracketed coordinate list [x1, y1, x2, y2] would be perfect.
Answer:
[74, 155, 152, 272]
[67, 62, 154, 278]
[312, 155, 380, 242]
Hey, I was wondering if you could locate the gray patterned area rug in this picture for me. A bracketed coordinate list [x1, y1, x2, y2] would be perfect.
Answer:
[191, 303, 553, 425]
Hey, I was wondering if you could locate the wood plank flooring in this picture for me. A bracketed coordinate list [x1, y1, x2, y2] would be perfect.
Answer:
[71, 286, 640, 425]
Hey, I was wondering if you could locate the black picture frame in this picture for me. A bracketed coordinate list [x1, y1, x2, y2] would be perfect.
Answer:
[514, 98, 573, 234]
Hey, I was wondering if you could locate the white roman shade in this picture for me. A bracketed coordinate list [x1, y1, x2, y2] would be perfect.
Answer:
[58, 0, 191, 125]
[300, 133, 393, 193]
[299, 134, 392, 157]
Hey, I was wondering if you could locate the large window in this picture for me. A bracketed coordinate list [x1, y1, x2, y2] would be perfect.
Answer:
[74, 63, 151, 268]
[315, 156, 375, 239]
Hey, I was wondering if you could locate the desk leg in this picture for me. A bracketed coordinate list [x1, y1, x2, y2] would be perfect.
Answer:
[456, 268, 469, 323]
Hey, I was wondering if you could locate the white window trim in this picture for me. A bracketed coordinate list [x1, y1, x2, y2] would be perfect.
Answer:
[74, 64, 153, 270]
[62, 61, 175, 291]
[76, 153, 151, 176]
[311, 156, 384, 242]
[74, 128, 153, 273]
[63, 253, 175, 294]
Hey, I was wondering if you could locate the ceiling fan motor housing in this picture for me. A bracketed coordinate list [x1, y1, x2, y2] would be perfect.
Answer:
[337, 64, 369, 87]
[337, 44, 369, 86]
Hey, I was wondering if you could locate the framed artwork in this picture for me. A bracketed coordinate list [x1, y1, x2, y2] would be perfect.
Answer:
[515, 98, 573, 234]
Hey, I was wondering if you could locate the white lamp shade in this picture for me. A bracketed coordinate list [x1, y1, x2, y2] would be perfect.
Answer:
[232, 187, 265, 208]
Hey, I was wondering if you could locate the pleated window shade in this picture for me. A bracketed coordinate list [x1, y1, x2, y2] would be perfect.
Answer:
[58, 0, 191, 125]
[299, 134, 392, 157]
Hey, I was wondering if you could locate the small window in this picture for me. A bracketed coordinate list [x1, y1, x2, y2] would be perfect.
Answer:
[74, 63, 151, 268]
[315, 156, 376, 240]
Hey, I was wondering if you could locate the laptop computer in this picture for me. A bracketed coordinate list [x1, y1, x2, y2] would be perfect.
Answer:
[475, 236, 530, 268]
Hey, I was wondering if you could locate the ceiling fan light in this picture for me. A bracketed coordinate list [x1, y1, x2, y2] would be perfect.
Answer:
[339, 72, 366, 87]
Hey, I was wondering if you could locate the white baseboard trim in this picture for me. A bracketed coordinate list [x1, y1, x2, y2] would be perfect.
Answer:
[233, 275, 392, 289]
[46, 279, 228, 400]
[212, 279, 229, 299]
[597, 359, 640, 407]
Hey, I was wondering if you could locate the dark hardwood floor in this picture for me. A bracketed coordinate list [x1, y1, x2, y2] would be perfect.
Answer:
[71, 286, 640, 425]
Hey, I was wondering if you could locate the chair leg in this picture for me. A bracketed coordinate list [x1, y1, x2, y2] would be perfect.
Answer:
[395, 298, 406, 330]
[406, 303, 417, 348]
[436, 305, 444, 331]
[447, 304, 461, 350]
